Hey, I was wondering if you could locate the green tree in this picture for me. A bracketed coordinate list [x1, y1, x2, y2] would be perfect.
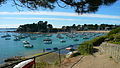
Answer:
[0, 0, 117, 14]
[47, 24, 53, 29]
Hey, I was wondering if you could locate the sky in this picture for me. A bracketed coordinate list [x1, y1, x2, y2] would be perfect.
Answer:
[0, 0, 120, 28]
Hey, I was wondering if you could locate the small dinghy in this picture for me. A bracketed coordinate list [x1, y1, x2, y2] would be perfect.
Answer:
[13, 59, 35, 68]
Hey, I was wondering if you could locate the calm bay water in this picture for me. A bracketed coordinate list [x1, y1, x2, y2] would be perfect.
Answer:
[0, 29, 105, 64]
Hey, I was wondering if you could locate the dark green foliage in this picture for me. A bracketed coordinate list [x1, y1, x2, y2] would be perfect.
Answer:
[106, 27, 120, 45]
[62, 24, 119, 31]
[78, 36, 107, 55]
[78, 41, 93, 55]
[106, 34, 115, 41]
[0, 0, 117, 14]
[113, 34, 120, 42]
[92, 36, 107, 46]
[17, 21, 52, 32]
[71, 52, 80, 57]
[108, 27, 120, 36]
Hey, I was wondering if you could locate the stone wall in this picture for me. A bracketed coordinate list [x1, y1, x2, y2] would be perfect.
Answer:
[100, 42, 120, 62]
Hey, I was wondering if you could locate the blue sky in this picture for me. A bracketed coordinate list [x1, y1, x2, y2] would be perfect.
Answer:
[0, 0, 120, 28]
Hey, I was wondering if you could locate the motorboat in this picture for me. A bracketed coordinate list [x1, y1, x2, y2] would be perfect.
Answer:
[74, 39, 79, 41]
[30, 36, 37, 40]
[53, 47, 58, 51]
[13, 37, 20, 41]
[5, 38, 11, 40]
[83, 37, 89, 39]
[60, 40, 66, 43]
[24, 44, 33, 48]
[46, 34, 52, 37]
[43, 38, 52, 44]
[1, 34, 11, 38]
[22, 41, 30, 44]
[46, 48, 52, 50]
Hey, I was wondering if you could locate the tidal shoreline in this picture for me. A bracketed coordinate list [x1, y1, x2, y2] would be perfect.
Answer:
[4, 30, 110, 34]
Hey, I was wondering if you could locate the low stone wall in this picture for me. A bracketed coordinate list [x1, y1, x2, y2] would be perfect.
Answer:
[100, 42, 120, 62]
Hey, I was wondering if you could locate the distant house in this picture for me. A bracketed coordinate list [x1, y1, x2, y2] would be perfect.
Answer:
[83, 27, 88, 31]
[105, 27, 110, 31]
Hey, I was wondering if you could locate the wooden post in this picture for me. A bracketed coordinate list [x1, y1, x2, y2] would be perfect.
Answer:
[58, 49, 61, 67]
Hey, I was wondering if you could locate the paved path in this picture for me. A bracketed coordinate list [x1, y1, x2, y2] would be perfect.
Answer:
[61, 47, 120, 68]
[72, 51, 120, 68]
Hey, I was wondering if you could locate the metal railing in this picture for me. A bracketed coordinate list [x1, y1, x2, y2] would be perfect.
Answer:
[0, 44, 80, 68]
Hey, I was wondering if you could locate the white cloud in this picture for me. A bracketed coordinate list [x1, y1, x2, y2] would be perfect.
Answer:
[0, 17, 120, 23]
[0, 17, 75, 21]
[0, 11, 120, 19]
[0, 24, 20, 28]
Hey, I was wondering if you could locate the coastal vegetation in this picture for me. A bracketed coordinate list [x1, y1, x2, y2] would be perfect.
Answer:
[78, 27, 120, 55]
[16, 21, 119, 33]
[106, 27, 120, 44]
[78, 35, 106, 55]
[78, 41, 93, 55]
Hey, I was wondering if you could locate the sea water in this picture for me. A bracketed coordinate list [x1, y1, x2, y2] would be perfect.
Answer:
[0, 29, 105, 64]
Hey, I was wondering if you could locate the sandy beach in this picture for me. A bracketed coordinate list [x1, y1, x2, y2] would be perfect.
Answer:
[5, 30, 110, 34]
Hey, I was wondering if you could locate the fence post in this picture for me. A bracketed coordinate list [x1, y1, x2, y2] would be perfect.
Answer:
[58, 49, 62, 67]
[34, 57, 36, 68]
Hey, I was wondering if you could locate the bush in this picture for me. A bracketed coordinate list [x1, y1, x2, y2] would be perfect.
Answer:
[106, 34, 115, 41]
[107, 27, 120, 36]
[78, 35, 107, 55]
[113, 34, 120, 42]
[92, 36, 107, 46]
[78, 41, 93, 55]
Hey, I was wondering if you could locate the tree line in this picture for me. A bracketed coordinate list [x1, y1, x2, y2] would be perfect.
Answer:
[16, 21, 120, 33]
[62, 24, 120, 32]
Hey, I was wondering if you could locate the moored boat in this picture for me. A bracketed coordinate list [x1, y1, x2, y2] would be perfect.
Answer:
[43, 38, 52, 44]
[24, 44, 33, 48]
[22, 41, 30, 44]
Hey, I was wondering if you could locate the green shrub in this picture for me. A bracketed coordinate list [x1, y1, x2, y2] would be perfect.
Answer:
[113, 34, 120, 42]
[108, 27, 120, 36]
[106, 34, 115, 41]
[92, 36, 107, 46]
[78, 35, 107, 55]
[110, 41, 120, 45]
[78, 41, 93, 55]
